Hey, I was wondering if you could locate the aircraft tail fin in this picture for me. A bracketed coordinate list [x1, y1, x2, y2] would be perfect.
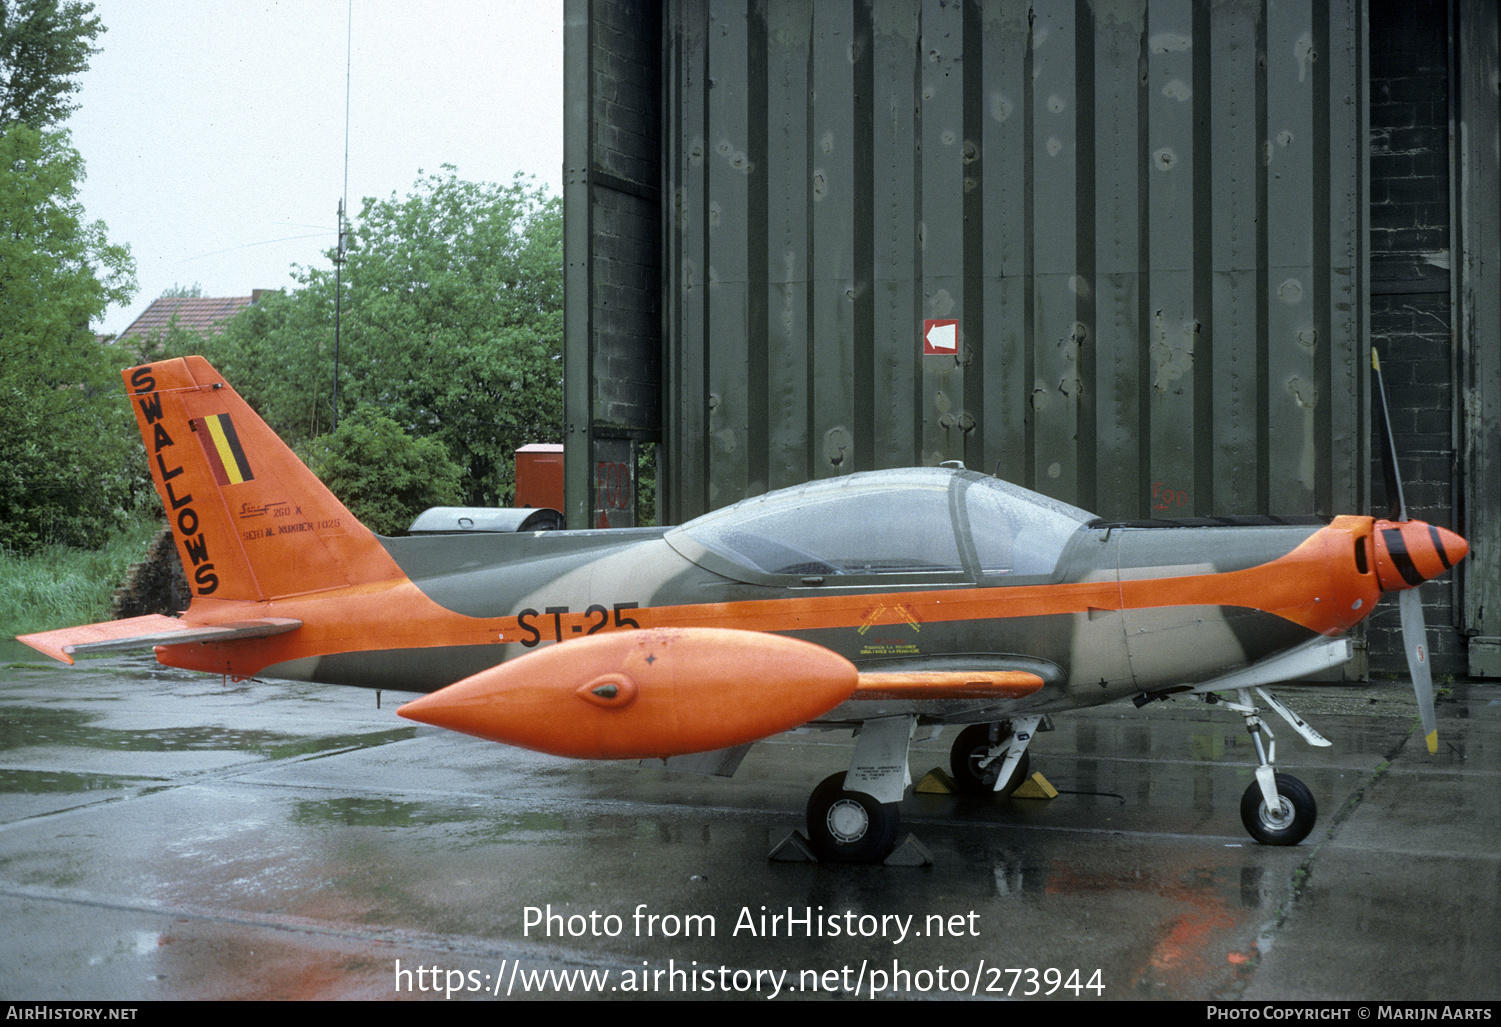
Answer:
[126, 357, 404, 604]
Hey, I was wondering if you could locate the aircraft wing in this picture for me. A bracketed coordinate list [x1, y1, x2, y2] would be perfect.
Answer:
[18, 615, 303, 665]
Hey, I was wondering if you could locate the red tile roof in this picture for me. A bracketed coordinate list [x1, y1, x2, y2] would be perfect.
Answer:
[116, 295, 257, 342]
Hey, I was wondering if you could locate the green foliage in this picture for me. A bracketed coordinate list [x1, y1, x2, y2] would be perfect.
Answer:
[299, 406, 465, 537]
[0, 124, 132, 344]
[0, 0, 103, 128]
[0, 122, 139, 551]
[0, 508, 159, 637]
[185, 168, 563, 506]
[202, 286, 334, 439]
[637, 442, 657, 527]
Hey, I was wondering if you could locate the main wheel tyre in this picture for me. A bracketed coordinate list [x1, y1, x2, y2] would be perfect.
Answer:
[805, 773, 902, 864]
[949, 723, 1030, 797]
[1240, 773, 1317, 845]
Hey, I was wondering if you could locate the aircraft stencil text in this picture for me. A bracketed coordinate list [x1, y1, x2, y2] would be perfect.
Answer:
[516, 602, 641, 646]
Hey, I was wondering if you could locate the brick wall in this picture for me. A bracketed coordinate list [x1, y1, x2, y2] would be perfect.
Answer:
[1367, 0, 1464, 676]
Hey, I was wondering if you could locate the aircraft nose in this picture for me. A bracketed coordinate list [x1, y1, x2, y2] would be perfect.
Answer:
[1372, 519, 1468, 592]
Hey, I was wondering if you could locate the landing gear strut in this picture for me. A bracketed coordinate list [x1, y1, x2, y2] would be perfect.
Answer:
[1211, 687, 1321, 846]
[800, 715, 1046, 863]
[801, 715, 914, 863]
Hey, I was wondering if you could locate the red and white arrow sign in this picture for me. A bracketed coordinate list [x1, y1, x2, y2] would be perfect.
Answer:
[923, 319, 958, 354]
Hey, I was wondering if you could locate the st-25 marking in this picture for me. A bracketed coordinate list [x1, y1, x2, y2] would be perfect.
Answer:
[516, 602, 641, 646]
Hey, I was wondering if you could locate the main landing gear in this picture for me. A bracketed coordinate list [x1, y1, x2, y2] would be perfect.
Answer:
[805, 772, 902, 863]
[949, 721, 1034, 797]
[802, 716, 1044, 864]
[803, 686, 1327, 861]
[802, 715, 914, 863]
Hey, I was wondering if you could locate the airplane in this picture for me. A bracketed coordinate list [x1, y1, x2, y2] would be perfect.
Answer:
[19, 355, 1467, 863]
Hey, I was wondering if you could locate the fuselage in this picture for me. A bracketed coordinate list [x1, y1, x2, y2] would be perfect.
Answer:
[162, 481, 1384, 728]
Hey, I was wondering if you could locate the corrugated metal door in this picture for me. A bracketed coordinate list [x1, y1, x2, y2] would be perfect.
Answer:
[659, 0, 1367, 525]
[1455, 0, 1501, 673]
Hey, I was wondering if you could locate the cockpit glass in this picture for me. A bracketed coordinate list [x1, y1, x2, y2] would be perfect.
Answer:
[682, 478, 961, 575]
[963, 476, 1093, 576]
[670, 469, 1092, 581]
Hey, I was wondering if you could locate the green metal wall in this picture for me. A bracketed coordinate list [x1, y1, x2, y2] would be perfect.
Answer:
[564, 0, 664, 529]
[1455, 0, 1501, 673]
[653, 0, 1368, 525]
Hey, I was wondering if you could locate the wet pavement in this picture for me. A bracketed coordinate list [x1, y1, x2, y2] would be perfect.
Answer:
[0, 639, 1496, 1001]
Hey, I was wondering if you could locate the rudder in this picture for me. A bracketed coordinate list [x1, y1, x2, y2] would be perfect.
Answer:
[127, 357, 403, 604]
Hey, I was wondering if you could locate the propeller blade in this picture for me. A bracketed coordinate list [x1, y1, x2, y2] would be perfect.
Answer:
[1371, 349, 1409, 522]
[1398, 588, 1439, 754]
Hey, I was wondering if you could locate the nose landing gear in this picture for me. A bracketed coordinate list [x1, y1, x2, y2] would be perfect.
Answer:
[1205, 686, 1325, 846]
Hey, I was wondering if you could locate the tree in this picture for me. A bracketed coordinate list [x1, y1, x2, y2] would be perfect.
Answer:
[198, 168, 563, 507]
[300, 406, 464, 536]
[0, 0, 103, 127]
[0, 121, 138, 550]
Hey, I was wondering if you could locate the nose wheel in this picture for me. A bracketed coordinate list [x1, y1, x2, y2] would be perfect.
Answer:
[1240, 773, 1316, 845]
[805, 773, 902, 863]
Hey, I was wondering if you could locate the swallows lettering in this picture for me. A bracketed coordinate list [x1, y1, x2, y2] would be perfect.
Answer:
[130, 367, 219, 596]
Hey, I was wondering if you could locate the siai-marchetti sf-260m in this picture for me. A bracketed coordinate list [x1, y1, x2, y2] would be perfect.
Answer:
[20, 354, 1465, 862]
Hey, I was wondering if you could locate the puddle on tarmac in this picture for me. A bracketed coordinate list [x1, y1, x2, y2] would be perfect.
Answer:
[292, 797, 475, 829]
[0, 767, 165, 793]
[0, 706, 414, 756]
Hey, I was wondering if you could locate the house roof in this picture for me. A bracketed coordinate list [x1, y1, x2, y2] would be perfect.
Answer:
[116, 295, 259, 343]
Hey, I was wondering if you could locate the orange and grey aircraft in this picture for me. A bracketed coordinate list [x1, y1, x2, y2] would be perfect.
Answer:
[20, 356, 1467, 863]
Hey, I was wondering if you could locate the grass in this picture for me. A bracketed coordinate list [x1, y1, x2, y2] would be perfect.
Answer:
[0, 513, 164, 639]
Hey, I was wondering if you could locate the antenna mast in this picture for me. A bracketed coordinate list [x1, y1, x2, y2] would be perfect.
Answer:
[332, 0, 352, 432]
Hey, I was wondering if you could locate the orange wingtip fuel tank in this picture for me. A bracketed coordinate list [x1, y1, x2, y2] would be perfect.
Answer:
[396, 628, 859, 759]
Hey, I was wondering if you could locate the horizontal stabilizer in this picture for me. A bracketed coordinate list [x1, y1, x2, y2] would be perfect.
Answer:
[18, 615, 302, 664]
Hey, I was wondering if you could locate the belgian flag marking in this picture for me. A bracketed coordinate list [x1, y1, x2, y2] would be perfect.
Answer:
[197, 413, 254, 485]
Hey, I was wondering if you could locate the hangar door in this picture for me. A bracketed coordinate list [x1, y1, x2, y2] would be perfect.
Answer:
[653, 0, 1367, 527]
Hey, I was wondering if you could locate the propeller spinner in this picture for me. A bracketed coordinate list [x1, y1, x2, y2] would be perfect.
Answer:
[1371, 350, 1469, 754]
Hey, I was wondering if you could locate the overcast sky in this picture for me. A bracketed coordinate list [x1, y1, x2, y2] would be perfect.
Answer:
[67, 0, 565, 336]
